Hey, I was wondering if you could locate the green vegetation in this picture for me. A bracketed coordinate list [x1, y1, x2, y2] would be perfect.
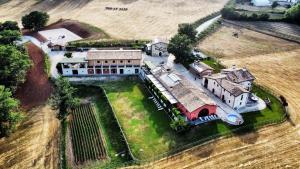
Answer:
[22, 11, 49, 31]
[202, 58, 225, 73]
[0, 30, 21, 45]
[69, 104, 107, 164]
[0, 21, 20, 31]
[64, 52, 72, 58]
[0, 85, 24, 136]
[44, 54, 51, 77]
[99, 79, 285, 160]
[74, 86, 132, 168]
[197, 20, 222, 42]
[60, 119, 68, 169]
[178, 23, 197, 42]
[67, 39, 150, 50]
[167, 34, 193, 64]
[50, 77, 80, 119]
[285, 3, 300, 24]
[0, 45, 31, 91]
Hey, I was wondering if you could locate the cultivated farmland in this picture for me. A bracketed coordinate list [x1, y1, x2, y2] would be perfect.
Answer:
[0, 0, 227, 39]
[69, 104, 107, 165]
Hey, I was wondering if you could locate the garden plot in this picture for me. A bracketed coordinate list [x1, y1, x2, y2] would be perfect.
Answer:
[69, 104, 107, 165]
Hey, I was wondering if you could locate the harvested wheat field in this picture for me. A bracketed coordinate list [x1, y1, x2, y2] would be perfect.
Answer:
[0, 105, 60, 169]
[0, 0, 227, 39]
[132, 26, 300, 168]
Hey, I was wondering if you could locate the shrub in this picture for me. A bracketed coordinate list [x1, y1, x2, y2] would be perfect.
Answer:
[44, 54, 51, 77]
[259, 13, 270, 21]
[64, 52, 72, 58]
[272, 1, 279, 8]
[285, 3, 300, 24]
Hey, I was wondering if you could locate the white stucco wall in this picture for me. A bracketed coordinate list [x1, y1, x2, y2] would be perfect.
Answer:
[62, 68, 73, 76]
[239, 81, 253, 90]
[78, 68, 88, 75]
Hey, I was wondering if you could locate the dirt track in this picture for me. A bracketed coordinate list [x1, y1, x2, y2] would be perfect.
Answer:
[15, 43, 53, 110]
[126, 26, 300, 168]
[0, 0, 227, 39]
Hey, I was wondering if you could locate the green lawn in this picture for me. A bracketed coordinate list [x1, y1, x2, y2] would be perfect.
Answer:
[100, 79, 286, 160]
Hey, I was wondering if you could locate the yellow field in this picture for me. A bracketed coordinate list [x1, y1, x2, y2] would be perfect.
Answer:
[129, 25, 300, 168]
[0, 0, 227, 39]
[0, 105, 59, 169]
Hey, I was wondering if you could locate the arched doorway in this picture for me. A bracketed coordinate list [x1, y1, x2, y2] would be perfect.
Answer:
[198, 108, 209, 118]
[159, 52, 162, 57]
[212, 89, 215, 94]
[204, 78, 208, 88]
[222, 95, 225, 102]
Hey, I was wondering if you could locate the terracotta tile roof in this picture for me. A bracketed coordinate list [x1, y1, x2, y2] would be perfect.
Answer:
[220, 79, 249, 97]
[152, 67, 215, 112]
[222, 68, 255, 83]
[86, 49, 142, 60]
[190, 61, 214, 73]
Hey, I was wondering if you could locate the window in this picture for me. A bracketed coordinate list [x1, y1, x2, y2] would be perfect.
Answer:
[240, 102, 242, 105]
[214, 82, 215, 85]
[135, 69, 139, 74]
[241, 95, 244, 100]
[105, 60, 108, 63]
[112, 60, 115, 63]
[120, 60, 123, 63]
[97, 61, 100, 63]
[228, 100, 230, 103]
[128, 60, 131, 63]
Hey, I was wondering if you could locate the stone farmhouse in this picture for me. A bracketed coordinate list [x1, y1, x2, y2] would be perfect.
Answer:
[189, 61, 214, 78]
[59, 49, 142, 76]
[142, 63, 217, 121]
[145, 38, 169, 57]
[202, 66, 255, 110]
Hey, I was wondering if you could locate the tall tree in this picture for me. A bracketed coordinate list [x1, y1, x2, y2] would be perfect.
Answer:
[22, 11, 49, 31]
[0, 85, 23, 136]
[178, 23, 197, 42]
[0, 30, 21, 45]
[0, 45, 31, 91]
[167, 34, 193, 64]
[50, 77, 80, 119]
[285, 3, 300, 24]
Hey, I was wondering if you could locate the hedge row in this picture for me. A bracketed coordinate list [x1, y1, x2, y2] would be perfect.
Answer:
[192, 11, 221, 28]
[67, 39, 150, 50]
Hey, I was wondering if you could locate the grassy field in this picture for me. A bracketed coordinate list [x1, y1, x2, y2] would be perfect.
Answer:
[100, 79, 285, 160]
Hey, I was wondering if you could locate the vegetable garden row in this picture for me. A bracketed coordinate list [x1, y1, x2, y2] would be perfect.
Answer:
[69, 104, 107, 165]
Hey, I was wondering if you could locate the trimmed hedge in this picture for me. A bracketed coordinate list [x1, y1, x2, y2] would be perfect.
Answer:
[67, 39, 150, 50]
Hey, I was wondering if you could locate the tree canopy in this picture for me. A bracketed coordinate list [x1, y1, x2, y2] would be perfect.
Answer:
[50, 77, 80, 119]
[22, 11, 49, 31]
[0, 21, 20, 31]
[285, 3, 300, 24]
[167, 34, 193, 64]
[178, 23, 197, 42]
[0, 45, 31, 91]
[0, 85, 23, 136]
[0, 30, 21, 45]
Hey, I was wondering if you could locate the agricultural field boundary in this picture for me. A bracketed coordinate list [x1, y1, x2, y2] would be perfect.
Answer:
[223, 19, 300, 43]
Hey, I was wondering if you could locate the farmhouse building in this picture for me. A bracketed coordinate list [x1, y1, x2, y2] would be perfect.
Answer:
[144, 65, 217, 121]
[251, 0, 271, 6]
[221, 66, 255, 90]
[38, 28, 82, 51]
[146, 38, 169, 57]
[203, 74, 250, 110]
[189, 61, 214, 78]
[59, 49, 142, 76]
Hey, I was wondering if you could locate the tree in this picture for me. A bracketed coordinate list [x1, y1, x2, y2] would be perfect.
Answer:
[272, 1, 279, 8]
[22, 11, 49, 31]
[0, 30, 21, 45]
[178, 23, 197, 42]
[170, 116, 188, 132]
[50, 77, 80, 119]
[167, 34, 193, 64]
[0, 45, 31, 91]
[0, 85, 23, 136]
[0, 21, 20, 31]
[285, 3, 300, 24]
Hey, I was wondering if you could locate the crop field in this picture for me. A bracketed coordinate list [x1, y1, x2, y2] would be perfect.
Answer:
[0, 0, 227, 39]
[69, 104, 107, 165]
[141, 25, 300, 169]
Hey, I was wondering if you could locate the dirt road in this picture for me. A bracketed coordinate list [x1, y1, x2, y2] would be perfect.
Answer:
[0, 105, 60, 169]
[0, 0, 227, 39]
